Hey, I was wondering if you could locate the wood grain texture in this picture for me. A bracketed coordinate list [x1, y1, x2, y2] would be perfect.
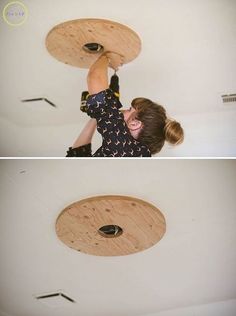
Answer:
[45, 18, 141, 68]
[56, 195, 166, 256]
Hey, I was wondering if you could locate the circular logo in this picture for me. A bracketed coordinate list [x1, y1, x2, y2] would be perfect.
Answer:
[2, 1, 28, 26]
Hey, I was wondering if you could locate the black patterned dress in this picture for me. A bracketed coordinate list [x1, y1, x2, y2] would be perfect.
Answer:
[66, 89, 151, 157]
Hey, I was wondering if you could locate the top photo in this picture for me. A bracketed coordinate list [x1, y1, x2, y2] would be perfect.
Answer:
[0, 0, 236, 157]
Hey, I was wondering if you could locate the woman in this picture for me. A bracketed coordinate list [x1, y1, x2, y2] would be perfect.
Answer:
[66, 53, 184, 157]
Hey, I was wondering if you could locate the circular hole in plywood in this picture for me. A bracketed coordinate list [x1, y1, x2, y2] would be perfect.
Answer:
[83, 43, 104, 54]
[55, 195, 166, 256]
[98, 225, 123, 238]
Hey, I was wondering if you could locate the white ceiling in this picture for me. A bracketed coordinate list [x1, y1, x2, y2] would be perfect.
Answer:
[0, 159, 236, 316]
[0, 0, 236, 156]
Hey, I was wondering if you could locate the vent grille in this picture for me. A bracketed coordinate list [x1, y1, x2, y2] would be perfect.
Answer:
[21, 97, 57, 107]
[35, 291, 75, 307]
[222, 94, 236, 103]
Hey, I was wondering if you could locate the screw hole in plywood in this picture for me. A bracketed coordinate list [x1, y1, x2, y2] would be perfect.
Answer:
[55, 195, 166, 256]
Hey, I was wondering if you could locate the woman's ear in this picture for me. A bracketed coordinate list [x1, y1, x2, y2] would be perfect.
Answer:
[127, 119, 143, 131]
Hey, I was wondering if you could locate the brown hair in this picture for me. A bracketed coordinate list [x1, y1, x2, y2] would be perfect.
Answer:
[131, 98, 184, 154]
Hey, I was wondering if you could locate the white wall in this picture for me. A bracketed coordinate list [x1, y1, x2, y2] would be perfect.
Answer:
[0, 311, 12, 316]
[145, 299, 236, 316]
[0, 117, 82, 157]
[158, 109, 236, 157]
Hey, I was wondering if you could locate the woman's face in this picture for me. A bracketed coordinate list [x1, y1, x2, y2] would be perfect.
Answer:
[121, 106, 137, 123]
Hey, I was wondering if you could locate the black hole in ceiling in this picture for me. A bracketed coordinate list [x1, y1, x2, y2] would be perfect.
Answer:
[98, 225, 123, 238]
[83, 43, 104, 53]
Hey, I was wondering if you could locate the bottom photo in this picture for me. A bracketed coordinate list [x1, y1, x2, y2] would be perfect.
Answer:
[0, 159, 236, 316]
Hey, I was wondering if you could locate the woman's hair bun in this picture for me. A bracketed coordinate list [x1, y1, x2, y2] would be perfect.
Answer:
[164, 119, 184, 145]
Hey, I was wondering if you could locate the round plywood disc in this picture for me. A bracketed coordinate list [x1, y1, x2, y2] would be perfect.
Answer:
[45, 18, 141, 68]
[56, 195, 166, 256]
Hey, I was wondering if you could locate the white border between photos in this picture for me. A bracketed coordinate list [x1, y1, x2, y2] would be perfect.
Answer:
[0, 157, 235, 160]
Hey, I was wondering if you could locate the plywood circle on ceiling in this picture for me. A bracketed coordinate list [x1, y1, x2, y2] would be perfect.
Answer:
[45, 18, 141, 68]
[56, 195, 166, 256]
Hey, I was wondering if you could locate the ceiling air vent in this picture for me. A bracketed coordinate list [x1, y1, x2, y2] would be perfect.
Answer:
[21, 97, 57, 108]
[221, 94, 236, 103]
[35, 291, 75, 307]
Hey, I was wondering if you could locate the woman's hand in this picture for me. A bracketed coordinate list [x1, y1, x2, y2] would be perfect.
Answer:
[105, 52, 124, 71]
[87, 52, 124, 95]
